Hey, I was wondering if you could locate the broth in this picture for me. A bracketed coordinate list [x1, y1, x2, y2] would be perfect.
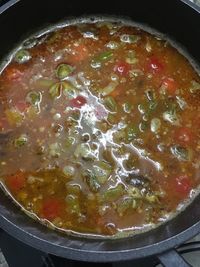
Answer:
[0, 19, 199, 237]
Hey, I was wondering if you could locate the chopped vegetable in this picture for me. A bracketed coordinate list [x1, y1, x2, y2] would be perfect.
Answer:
[14, 134, 28, 147]
[14, 49, 31, 64]
[82, 169, 101, 192]
[65, 136, 76, 147]
[163, 109, 179, 125]
[174, 175, 191, 196]
[171, 145, 192, 161]
[114, 61, 131, 76]
[101, 184, 125, 202]
[69, 95, 87, 108]
[190, 80, 200, 93]
[125, 50, 138, 64]
[62, 82, 77, 99]
[93, 161, 112, 184]
[42, 198, 62, 220]
[104, 96, 117, 112]
[150, 118, 161, 133]
[6, 171, 26, 193]
[26, 91, 42, 105]
[100, 81, 119, 96]
[117, 197, 133, 216]
[123, 102, 133, 113]
[94, 51, 113, 62]
[74, 143, 91, 159]
[63, 165, 75, 177]
[148, 56, 164, 73]
[49, 143, 61, 157]
[56, 63, 74, 79]
[120, 34, 139, 44]
[126, 124, 138, 141]
[49, 83, 62, 99]
[160, 77, 178, 95]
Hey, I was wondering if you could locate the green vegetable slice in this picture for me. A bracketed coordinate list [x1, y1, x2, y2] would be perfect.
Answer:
[126, 124, 138, 141]
[150, 118, 161, 133]
[14, 49, 31, 64]
[63, 165, 75, 177]
[100, 81, 119, 96]
[82, 169, 101, 192]
[62, 82, 78, 99]
[26, 91, 42, 105]
[120, 34, 140, 44]
[104, 96, 117, 112]
[14, 134, 28, 148]
[93, 161, 112, 184]
[117, 197, 135, 216]
[49, 83, 61, 99]
[171, 145, 192, 161]
[94, 51, 113, 62]
[163, 110, 179, 125]
[101, 184, 125, 202]
[123, 102, 133, 114]
[56, 64, 74, 79]
[190, 80, 200, 93]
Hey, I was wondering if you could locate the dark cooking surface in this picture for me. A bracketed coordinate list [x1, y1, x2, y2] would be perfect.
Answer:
[0, 229, 158, 267]
[1, 228, 200, 267]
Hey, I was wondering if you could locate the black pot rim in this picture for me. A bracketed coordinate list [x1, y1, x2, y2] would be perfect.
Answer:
[0, 214, 200, 262]
[0, 0, 200, 263]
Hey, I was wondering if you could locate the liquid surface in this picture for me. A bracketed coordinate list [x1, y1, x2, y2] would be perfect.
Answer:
[0, 20, 200, 237]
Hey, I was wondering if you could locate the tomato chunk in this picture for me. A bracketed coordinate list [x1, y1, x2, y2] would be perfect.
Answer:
[148, 56, 164, 74]
[42, 198, 62, 220]
[161, 77, 178, 95]
[6, 172, 26, 193]
[174, 127, 193, 146]
[69, 96, 87, 108]
[175, 175, 192, 196]
[114, 62, 131, 76]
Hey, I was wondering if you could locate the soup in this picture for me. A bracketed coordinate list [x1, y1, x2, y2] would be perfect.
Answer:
[0, 20, 199, 237]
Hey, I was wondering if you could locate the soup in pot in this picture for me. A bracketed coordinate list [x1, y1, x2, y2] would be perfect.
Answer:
[0, 20, 199, 237]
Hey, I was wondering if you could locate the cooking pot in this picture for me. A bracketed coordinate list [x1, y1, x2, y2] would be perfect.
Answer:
[0, 0, 199, 266]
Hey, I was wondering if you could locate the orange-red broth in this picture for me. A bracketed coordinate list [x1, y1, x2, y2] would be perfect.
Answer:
[0, 21, 200, 237]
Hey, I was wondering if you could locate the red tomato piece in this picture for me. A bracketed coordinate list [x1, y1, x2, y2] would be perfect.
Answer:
[6, 172, 26, 193]
[161, 77, 178, 95]
[15, 101, 29, 113]
[148, 56, 164, 74]
[4, 67, 24, 81]
[114, 62, 131, 76]
[175, 175, 192, 196]
[42, 198, 62, 220]
[69, 96, 87, 109]
[174, 127, 193, 146]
